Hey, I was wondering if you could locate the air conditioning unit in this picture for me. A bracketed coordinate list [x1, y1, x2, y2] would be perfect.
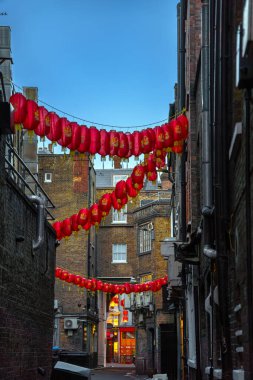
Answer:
[143, 292, 152, 307]
[135, 293, 142, 308]
[168, 255, 182, 287]
[64, 318, 78, 330]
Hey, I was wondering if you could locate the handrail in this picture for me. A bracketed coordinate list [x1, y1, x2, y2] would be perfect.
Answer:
[4, 140, 55, 220]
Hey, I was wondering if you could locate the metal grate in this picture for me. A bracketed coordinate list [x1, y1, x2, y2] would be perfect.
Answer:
[4, 138, 55, 219]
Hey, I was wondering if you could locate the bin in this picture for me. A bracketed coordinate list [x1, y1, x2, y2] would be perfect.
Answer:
[51, 361, 91, 380]
[135, 356, 146, 375]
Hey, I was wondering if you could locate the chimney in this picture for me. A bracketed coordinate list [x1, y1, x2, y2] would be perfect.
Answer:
[113, 156, 122, 169]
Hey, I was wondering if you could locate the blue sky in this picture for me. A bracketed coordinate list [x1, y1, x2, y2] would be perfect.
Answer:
[2, 0, 178, 168]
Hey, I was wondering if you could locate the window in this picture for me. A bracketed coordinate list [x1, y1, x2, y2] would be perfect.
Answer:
[44, 172, 52, 183]
[112, 174, 128, 187]
[112, 205, 127, 223]
[112, 244, 127, 263]
[139, 223, 152, 254]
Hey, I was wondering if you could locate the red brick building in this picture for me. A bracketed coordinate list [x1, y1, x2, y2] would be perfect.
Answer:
[38, 152, 98, 368]
[95, 165, 175, 375]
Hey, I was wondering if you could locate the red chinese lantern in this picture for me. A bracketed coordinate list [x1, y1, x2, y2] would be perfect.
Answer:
[78, 208, 90, 226]
[124, 283, 132, 294]
[125, 132, 134, 158]
[118, 132, 129, 158]
[61, 218, 72, 238]
[147, 171, 157, 183]
[141, 129, 153, 154]
[90, 204, 102, 227]
[143, 283, 151, 291]
[66, 273, 75, 283]
[34, 106, 49, 138]
[172, 140, 184, 154]
[154, 126, 165, 150]
[126, 177, 138, 198]
[57, 118, 72, 147]
[108, 284, 114, 293]
[176, 114, 189, 140]
[71, 214, 80, 232]
[82, 221, 91, 232]
[89, 126, 101, 155]
[111, 191, 122, 211]
[91, 278, 97, 291]
[97, 280, 103, 291]
[55, 267, 62, 278]
[52, 221, 63, 240]
[99, 193, 112, 217]
[171, 119, 183, 142]
[80, 278, 87, 288]
[132, 131, 143, 157]
[60, 270, 69, 281]
[147, 128, 156, 143]
[9, 93, 27, 126]
[150, 281, 157, 292]
[161, 276, 168, 286]
[145, 153, 156, 173]
[131, 165, 145, 187]
[46, 112, 61, 143]
[86, 279, 93, 290]
[78, 125, 90, 154]
[68, 122, 81, 154]
[162, 122, 174, 151]
[103, 283, 110, 292]
[114, 285, 121, 294]
[109, 130, 120, 156]
[122, 310, 128, 322]
[74, 275, 82, 285]
[155, 279, 162, 291]
[99, 129, 110, 157]
[22, 99, 40, 131]
[115, 180, 127, 203]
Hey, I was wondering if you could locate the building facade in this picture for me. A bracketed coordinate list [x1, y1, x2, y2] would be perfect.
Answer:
[170, 1, 253, 379]
[38, 152, 98, 368]
[96, 164, 175, 375]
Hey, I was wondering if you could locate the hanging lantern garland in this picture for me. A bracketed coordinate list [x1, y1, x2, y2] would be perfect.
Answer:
[55, 267, 168, 294]
[9, 93, 189, 159]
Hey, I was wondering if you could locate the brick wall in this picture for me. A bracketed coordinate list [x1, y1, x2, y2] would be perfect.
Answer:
[0, 137, 56, 380]
[38, 153, 95, 353]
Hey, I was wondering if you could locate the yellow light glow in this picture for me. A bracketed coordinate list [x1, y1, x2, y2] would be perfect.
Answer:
[114, 342, 118, 353]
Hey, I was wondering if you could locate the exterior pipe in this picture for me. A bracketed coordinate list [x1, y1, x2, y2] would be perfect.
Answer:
[245, 88, 253, 377]
[203, 246, 217, 259]
[28, 195, 45, 252]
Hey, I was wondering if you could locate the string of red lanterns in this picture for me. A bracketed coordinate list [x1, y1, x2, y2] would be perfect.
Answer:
[52, 151, 165, 240]
[55, 267, 168, 294]
[10, 93, 189, 157]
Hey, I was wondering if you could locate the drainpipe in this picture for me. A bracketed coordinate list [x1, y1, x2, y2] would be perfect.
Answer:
[28, 195, 45, 252]
[245, 88, 253, 378]
[178, 2, 187, 379]
[201, 3, 215, 378]
[213, 0, 232, 377]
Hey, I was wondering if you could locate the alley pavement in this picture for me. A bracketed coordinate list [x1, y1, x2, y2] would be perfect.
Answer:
[91, 367, 148, 380]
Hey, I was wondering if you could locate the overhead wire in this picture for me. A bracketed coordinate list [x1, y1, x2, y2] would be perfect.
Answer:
[7, 77, 185, 129]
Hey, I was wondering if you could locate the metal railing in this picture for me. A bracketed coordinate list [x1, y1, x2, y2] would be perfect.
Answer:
[4, 138, 55, 220]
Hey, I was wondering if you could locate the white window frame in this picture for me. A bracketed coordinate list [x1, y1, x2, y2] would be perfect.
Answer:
[139, 223, 152, 254]
[44, 172, 52, 183]
[112, 174, 128, 187]
[112, 244, 127, 263]
[112, 204, 127, 224]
